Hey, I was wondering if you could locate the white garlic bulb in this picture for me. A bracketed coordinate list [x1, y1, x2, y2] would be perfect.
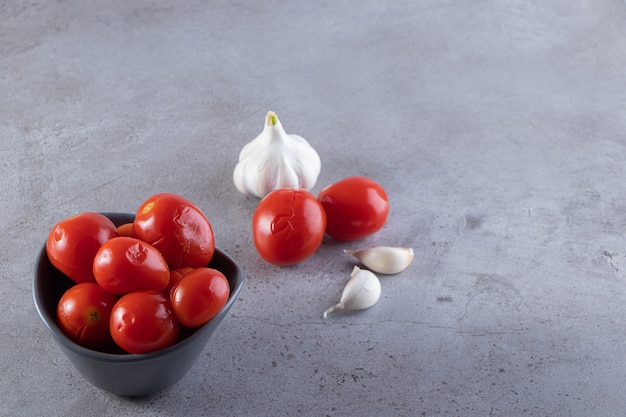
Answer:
[344, 246, 414, 274]
[324, 266, 381, 318]
[233, 111, 321, 198]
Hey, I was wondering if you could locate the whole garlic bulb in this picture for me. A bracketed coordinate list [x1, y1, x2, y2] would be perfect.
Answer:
[233, 111, 321, 198]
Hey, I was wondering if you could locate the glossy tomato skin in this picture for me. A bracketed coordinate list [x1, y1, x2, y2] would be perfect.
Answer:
[171, 267, 230, 327]
[252, 188, 326, 266]
[57, 282, 118, 350]
[318, 176, 389, 241]
[46, 212, 119, 283]
[110, 291, 180, 354]
[165, 267, 194, 299]
[116, 222, 134, 237]
[93, 236, 170, 295]
[133, 193, 215, 270]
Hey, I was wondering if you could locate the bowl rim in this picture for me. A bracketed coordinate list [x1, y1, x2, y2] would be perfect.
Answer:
[33, 212, 244, 363]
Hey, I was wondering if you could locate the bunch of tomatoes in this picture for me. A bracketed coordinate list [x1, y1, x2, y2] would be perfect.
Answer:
[252, 176, 389, 265]
[46, 193, 230, 354]
[46, 176, 386, 353]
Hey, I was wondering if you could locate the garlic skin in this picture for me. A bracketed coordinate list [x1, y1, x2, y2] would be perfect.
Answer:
[324, 266, 381, 318]
[344, 246, 414, 275]
[233, 111, 321, 198]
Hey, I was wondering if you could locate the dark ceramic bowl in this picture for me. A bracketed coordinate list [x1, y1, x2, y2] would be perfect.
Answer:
[33, 213, 244, 396]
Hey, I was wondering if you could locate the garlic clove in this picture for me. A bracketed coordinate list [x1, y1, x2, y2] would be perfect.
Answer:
[233, 111, 321, 198]
[344, 246, 414, 275]
[324, 266, 381, 318]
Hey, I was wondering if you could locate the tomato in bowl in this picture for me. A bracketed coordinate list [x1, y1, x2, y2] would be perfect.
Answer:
[33, 213, 244, 396]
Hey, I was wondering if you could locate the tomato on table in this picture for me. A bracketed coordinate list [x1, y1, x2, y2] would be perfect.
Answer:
[56, 282, 118, 350]
[110, 291, 180, 354]
[133, 193, 215, 270]
[318, 176, 389, 241]
[252, 188, 326, 266]
[93, 236, 170, 295]
[171, 267, 230, 327]
[46, 212, 119, 283]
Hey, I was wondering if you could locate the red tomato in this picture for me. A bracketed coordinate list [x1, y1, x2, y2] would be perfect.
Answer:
[252, 188, 326, 266]
[116, 222, 134, 237]
[318, 176, 389, 241]
[165, 267, 194, 298]
[46, 212, 119, 283]
[110, 291, 180, 354]
[171, 267, 230, 327]
[133, 193, 215, 270]
[93, 236, 170, 295]
[57, 282, 118, 350]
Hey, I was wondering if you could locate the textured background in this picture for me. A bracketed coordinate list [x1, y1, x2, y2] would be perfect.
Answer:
[2, 1, 626, 416]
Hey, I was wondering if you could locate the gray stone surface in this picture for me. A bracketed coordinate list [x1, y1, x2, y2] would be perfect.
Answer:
[2, 0, 626, 415]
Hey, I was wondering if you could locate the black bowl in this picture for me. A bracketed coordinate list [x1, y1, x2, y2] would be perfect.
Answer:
[33, 213, 244, 396]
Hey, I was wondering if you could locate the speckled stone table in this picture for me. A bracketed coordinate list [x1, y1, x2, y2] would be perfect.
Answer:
[3, 1, 626, 416]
